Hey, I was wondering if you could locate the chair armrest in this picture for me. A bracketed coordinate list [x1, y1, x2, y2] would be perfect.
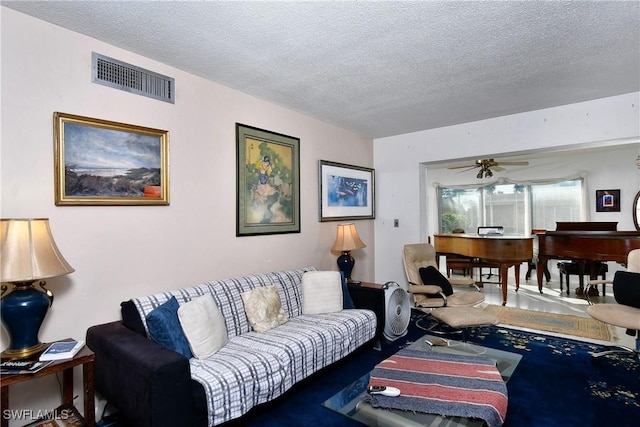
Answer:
[585, 279, 614, 305]
[86, 321, 200, 427]
[408, 283, 443, 294]
[450, 277, 481, 291]
[450, 277, 476, 286]
[408, 282, 448, 307]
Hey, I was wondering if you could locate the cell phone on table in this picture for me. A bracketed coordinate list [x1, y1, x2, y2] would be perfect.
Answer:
[425, 337, 449, 346]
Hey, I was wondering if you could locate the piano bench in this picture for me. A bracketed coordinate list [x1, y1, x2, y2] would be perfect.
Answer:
[557, 262, 608, 296]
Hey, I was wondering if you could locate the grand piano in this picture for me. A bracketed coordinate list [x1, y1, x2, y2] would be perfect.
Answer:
[536, 222, 640, 294]
[433, 233, 533, 306]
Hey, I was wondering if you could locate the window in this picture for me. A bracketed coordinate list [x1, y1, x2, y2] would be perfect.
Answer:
[530, 180, 584, 230]
[438, 178, 584, 234]
[439, 188, 480, 234]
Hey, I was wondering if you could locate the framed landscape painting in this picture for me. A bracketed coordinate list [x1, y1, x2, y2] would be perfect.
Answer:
[54, 112, 169, 205]
[319, 160, 375, 221]
[236, 123, 300, 236]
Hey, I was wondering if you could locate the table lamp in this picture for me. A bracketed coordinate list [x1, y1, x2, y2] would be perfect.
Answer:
[331, 223, 366, 283]
[1, 218, 75, 359]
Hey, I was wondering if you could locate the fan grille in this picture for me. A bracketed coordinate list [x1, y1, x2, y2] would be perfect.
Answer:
[384, 286, 411, 340]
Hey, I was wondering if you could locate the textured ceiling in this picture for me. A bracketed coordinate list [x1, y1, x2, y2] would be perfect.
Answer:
[3, 1, 639, 138]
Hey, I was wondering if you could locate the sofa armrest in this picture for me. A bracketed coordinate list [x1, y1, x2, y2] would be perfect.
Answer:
[86, 321, 202, 427]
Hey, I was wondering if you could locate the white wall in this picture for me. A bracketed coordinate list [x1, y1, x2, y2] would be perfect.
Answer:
[0, 8, 373, 422]
[374, 93, 640, 286]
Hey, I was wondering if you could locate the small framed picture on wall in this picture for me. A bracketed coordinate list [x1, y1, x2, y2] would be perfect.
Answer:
[595, 189, 620, 212]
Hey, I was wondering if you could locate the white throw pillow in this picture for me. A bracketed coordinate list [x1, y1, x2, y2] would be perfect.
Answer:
[301, 271, 343, 315]
[177, 294, 228, 359]
[241, 285, 289, 333]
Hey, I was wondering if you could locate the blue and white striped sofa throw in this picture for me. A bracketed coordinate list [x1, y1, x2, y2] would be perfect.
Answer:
[131, 267, 377, 426]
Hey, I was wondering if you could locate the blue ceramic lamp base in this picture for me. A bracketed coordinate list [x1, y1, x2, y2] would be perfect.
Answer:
[337, 251, 356, 282]
[1, 281, 53, 359]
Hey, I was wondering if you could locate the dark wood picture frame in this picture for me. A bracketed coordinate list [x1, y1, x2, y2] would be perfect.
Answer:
[319, 160, 375, 221]
[236, 124, 300, 236]
[595, 189, 620, 212]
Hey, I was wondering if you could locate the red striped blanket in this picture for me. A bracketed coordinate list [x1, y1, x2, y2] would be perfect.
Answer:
[365, 348, 508, 427]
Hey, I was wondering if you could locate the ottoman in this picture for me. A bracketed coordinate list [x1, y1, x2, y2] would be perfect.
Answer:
[431, 306, 499, 339]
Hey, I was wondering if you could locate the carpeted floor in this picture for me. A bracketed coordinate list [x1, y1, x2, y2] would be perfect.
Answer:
[482, 304, 614, 341]
[470, 326, 639, 426]
[98, 312, 639, 427]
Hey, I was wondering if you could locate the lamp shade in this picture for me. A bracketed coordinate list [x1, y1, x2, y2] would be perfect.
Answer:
[1, 218, 75, 282]
[331, 223, 366, 252]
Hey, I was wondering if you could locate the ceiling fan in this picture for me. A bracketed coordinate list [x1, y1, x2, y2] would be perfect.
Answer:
[447, 158, 529, 179]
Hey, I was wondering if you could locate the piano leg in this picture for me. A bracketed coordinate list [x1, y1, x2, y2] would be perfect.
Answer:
[526, 261, 551, 282]
[576, 260, 586, 295]
[544, 264, 551, 283]
[500, 265, 510, 306]
[536, 259, 546, 294]
[574, 260, 601, 297]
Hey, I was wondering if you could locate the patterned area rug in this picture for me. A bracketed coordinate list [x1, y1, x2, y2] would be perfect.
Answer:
[467, 326, 640, 426]
[482, 305, 614, 341]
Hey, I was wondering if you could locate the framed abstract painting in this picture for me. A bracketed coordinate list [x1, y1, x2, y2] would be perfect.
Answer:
[595, 189, 620, 212]
[319, 160, 375, 221]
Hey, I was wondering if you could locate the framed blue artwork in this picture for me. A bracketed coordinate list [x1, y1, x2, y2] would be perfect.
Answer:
[595, 189, 620, 212]
[319, 160, 375, 221]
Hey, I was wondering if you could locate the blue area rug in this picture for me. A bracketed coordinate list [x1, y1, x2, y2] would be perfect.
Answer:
[99, 312, 640, 426]
[470, 326, 639, 426]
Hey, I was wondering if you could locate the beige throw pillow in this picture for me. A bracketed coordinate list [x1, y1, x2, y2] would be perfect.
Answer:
[301, 271, 343, 315]
[241, 285, 289, 333]
[177, 294, 228, 359]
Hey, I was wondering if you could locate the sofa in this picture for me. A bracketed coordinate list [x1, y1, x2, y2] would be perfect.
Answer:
[86, 267, 377, 427]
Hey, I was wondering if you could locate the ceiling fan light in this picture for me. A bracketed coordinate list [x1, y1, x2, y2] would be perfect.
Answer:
[486, 169, 493, 178]
[476, 170, 483, 179]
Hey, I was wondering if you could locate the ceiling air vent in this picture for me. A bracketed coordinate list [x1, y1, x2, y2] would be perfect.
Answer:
[92, 52, 175, 104]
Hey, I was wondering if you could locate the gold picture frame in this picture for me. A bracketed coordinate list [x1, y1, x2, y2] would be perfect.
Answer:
[54, 112, 169, 206]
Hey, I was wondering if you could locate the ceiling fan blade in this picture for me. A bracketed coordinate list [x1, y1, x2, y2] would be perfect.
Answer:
[454, 166, 479, 174]
[496, 161, 529, 166]
[446, 159, 529, 173]
[447, 164, 478, 170]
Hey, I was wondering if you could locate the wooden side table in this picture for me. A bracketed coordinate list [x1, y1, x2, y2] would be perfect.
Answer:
[1, 342, 95, 427]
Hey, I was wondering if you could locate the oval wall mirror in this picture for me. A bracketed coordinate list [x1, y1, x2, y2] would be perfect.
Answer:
[634, 191, 640, 231]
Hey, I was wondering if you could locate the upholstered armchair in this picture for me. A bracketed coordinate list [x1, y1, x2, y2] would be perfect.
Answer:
[586, 249, 640, 359]
[402, 243, 498, 336]
[402, 243, 484, 308]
